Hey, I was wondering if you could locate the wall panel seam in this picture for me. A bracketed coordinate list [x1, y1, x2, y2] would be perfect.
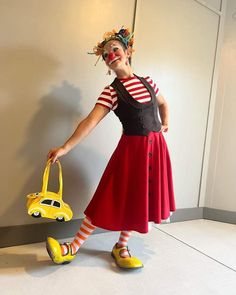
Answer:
[193, 0, 222, 15]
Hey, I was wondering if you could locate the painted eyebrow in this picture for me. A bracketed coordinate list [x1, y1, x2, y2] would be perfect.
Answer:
[104, 44, 122, 50]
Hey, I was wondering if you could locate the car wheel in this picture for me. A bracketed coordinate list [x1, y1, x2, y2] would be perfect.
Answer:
[32, 212, 41, 218]
[56, 216, 65, 222]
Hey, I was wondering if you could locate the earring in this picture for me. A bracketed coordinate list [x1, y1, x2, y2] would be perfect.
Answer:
[107, 68, 111, 75]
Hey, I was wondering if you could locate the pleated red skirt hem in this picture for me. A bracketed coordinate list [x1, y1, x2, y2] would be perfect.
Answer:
[84, 131, 176, 233]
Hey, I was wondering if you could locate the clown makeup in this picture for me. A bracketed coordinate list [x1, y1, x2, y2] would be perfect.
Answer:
[102, 41, 128, 67]
[102, 45, 120, 61]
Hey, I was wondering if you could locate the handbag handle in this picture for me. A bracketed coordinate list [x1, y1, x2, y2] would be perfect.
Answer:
[42, 159, 63, 199]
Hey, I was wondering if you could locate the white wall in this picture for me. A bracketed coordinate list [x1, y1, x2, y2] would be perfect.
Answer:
[205, 0, 236, 211]
[0, 0, 135, 226]
[133, 0, 219, 209]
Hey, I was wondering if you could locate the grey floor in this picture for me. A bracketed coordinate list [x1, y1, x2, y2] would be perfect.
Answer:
[0, 219, 236, 295]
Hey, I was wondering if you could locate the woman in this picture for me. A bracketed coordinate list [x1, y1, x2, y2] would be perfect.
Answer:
[46, 28, 176, 270]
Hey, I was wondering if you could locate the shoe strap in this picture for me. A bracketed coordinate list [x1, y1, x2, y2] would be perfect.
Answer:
[62, 243, 72, 256]
[116, 244, 132, 258]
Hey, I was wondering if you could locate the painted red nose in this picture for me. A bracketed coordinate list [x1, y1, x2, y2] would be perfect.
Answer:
[108, 52, 116, 61]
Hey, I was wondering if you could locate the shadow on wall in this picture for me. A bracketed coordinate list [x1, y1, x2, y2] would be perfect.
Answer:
[0, 47, 107, 227]
[17, 81, 97, 223]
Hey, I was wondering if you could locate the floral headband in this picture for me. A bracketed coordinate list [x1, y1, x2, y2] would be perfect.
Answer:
[88, 27, 134, 65]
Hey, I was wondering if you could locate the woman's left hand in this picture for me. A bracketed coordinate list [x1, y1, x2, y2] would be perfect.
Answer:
[161, 125, 168, 132]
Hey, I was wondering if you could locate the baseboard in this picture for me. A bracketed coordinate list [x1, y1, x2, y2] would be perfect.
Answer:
[0, 207, 235, 248]
[0, 219, 107, 248]
[203, 207, 236, 224]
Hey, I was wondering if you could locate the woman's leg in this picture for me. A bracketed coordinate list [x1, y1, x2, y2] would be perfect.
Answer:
[61, 217, 96, 255]
[116, 231, 132, 258]
[46, 216, 96, 264]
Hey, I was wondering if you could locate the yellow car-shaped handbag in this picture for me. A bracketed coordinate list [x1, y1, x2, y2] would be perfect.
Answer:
[26, 160, 73, 222]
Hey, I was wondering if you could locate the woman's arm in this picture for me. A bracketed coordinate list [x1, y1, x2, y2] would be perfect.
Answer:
[63, 104, 109, 150]
[48, 104, 109, 162]
[156, 93, 169, 132]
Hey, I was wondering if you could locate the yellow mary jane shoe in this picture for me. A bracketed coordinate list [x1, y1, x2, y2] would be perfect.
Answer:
[111, 243, 143, 270]
[46, 237, 76, 265]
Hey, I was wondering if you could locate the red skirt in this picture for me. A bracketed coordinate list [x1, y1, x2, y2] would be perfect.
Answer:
[84, 131, 176, 233]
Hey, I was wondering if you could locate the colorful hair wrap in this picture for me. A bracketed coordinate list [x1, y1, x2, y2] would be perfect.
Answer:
[88, 27, 134, 65]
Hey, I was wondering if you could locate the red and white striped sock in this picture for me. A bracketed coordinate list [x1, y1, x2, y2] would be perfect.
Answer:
[116, 231, 132, 258]
[61, 217, 96, 255]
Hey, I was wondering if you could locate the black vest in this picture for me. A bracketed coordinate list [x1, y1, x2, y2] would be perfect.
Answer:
[111, 75, 162, 136]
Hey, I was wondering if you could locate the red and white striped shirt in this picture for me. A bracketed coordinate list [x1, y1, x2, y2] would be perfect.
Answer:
[96, 76, 159, 111]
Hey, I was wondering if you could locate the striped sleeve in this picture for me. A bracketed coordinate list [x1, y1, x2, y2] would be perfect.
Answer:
[96, 85, 118, 111]
[145, 76, 160, 96]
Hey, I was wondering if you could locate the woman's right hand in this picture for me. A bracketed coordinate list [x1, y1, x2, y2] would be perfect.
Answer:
[47, 146, 68, 164]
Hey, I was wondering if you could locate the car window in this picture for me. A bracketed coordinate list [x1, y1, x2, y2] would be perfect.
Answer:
[53, 201, 61, 208]
[41, 199, 52, 205]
